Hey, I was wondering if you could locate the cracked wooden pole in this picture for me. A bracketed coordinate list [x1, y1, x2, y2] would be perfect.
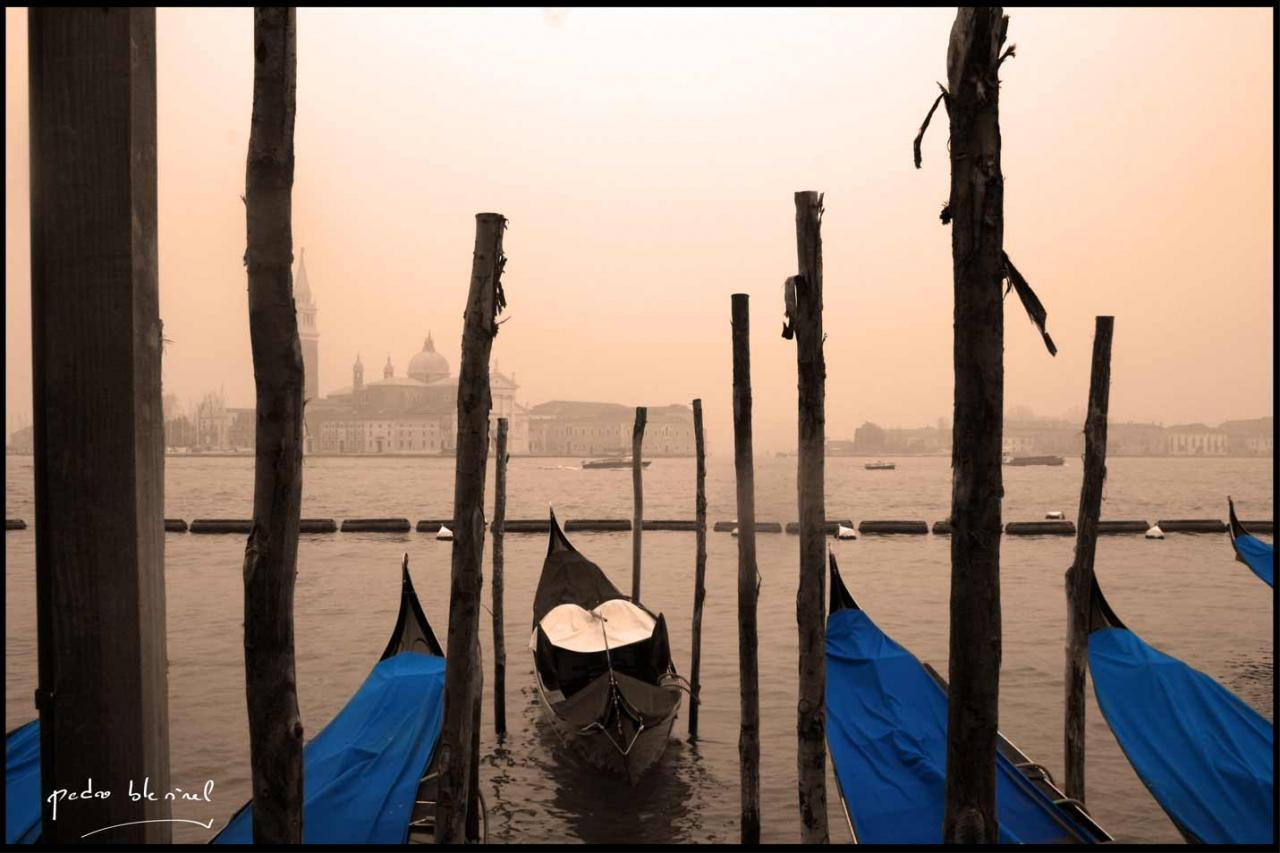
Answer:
[29, 8, 172, 843]
[435, 212, 506, 842]
[942, 7, 1009, 844]
[492, 417, 508, 737]
[688, 398, 707, 738]
[788, 191, 829, 844]
[243, 7, 304, 843]
[731, 294, 761, 845]
[1064, 316, 1114, 804]
[631, 406, 647, 602]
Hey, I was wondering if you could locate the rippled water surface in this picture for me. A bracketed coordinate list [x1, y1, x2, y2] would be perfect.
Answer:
[4, 454, 1273, 843]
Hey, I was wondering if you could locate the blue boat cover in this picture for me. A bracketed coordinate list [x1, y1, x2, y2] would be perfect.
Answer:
[1090, 627, 1273, 844]
[1232, 532, 1274, 587]
[825, 608, 1094, 843]
[5, 720, 40, 844]
[214, 651, 446, 844]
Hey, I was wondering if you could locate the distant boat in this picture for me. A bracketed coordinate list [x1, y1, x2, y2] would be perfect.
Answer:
[1004, 455, 1065, 466]
[864, 461, 896, 470]
[1045, 511, 1065, 520]
[581, 457, 650, 470]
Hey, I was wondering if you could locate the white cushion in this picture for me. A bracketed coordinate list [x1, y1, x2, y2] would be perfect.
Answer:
[528, 599, 656, 653]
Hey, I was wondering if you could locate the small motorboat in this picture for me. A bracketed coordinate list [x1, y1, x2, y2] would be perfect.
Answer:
[1004, 455, 1065, 467]
[864, 461, 896, 470]
[581, 457, 651, 470]
[1045, 511, 1065, 520]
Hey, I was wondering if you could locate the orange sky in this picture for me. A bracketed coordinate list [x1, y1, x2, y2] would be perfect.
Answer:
[5, 8, 1274, 452]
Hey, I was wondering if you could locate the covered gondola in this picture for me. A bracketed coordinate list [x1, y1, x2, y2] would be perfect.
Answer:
[1227, 497, 1274, 587]
[215, 556, 473, 843]
[1088, 576, 1273, 844]
[530, 510, 683, 783]
[824, 551, 1110, 843]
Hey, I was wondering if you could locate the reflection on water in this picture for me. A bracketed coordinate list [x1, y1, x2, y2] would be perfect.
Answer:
[3, 454, 1273, 843]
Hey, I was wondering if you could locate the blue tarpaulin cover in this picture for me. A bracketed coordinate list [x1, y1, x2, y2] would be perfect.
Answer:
[825, 608, 1093, 843]
[5, 719, 40, 844]
[1232, 532, 1274, 587]
[214, 651, 446, 844]
[1090, 627, 1273, 844]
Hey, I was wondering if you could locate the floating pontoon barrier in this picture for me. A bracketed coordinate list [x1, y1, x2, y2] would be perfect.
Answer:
[643, 520, 698, 531]
[1241, 519, 1274, 533]
[564, 519, 631, 532]
[299, 518, 337, 534]
[416, 519, 450, 533]
[857, 520, 929, 535]
[190, 519, 253, 534]
[340, 518, 411, 533]
[931, 520, 951, 535]
[714, 521, 783, 533]
[1097, 520, 1150, 534]
[785, 520, 855, 535]
[164, 519, 188, 533]
[502, 519, 551, 533]
[1155, 519, 1227, 533]
[6, 519, 27, 530]
[1006, 520, 1076, 535]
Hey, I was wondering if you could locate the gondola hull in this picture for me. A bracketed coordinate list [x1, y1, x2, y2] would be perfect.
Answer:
[535, 669, 680, 783]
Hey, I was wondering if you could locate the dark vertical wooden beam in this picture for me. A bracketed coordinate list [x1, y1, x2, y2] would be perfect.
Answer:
[731, 294, 761, 845]
[28, 8, 171, 844]
[242, 6, 304, 843]
[1064, 316, 1114, 803]
[465, 659, 483, 842]
[688, 398, 707, 738]
[942, 7, 1008, 844]
[631, 406, 647, 602]
[435, 212, 506, 842]
[492, 417, 508, 737]
[788, 191, 829, 844]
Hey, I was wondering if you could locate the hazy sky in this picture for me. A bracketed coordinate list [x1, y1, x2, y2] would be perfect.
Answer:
[5, 8, 1274, 452]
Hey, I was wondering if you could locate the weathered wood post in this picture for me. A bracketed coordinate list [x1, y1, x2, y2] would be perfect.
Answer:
[435, 212, 507, 842]
[241, 7, 305, 842]
[492, 417, 509, 736]
[731, 294, 761, 844]
[785, 191, 829, 843]
[631, 406, 647, 602]
[28, 8, 172, 843]
[942, 8, 1008, 843]
[1064, 316, 1114, 803]
[688, 398, 708, 738]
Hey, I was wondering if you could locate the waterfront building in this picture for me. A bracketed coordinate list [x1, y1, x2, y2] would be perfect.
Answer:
[1166, 424, 1228, 456]
[296, 249, 320, 403]
[527, 401, 695, 456]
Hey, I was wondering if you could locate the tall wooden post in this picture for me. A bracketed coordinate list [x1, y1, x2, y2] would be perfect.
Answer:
[631, 406, 647, 602]
[1064, 316, 1114, 803]
[942, 7, 1008, 843]
[241, 7, 304, 843]
[731, 294, 761, 844]
[492, 417, 509, 736]
[29, 8, 172, 843]
[688, 398, 708, 738]
[435, 212, 506, 842]
[788, 191, 829, 844]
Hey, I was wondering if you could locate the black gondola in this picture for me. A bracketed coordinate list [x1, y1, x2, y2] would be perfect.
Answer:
[1227, 496, 1274, 586]
[530, 510, 684, 783]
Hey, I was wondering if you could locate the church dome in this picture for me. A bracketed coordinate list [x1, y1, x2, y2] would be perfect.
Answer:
[408, 332, 450, 383]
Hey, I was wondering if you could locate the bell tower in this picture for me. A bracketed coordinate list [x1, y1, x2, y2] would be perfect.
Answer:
[295, 248, 319, 402]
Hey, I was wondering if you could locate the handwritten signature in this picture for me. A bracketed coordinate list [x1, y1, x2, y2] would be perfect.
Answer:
[47, 777, 217, 839]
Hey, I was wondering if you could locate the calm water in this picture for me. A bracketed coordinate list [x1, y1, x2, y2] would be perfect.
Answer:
[4, 454, 1273, 843]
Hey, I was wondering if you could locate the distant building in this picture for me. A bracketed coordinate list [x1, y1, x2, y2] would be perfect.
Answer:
[296, 249, 320, 403]
[7, 425, 33, 453]
[1109, 422, 1168, 456]
[1166, 424, 1227, 456]
[850, 421, 949, 455]
[528, 401, 695, 457]
[303, 333, 530, 454]
[1219, 417, 1274, 456]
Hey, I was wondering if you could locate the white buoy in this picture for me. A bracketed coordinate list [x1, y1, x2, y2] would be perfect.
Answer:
[731, 527, 740, 537]
[1145, 524, 1164, 540]
[436, 525, 453, 541]
[1045, 511, 1065, 520]
[836, 524, 857, 540]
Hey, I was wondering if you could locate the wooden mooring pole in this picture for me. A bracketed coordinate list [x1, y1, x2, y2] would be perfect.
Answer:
[631, 406, 647, 602]
[731, 294, 761, 844]
[242, 7, 305, 842]
[435, 212, 507, 842]
[492, 417, 509, 737]
[688, 398, 707, 738]
[29, 8, 172, 843]
[942, 7, 1007, 843]
[786, 191, 829, 844]
[1064, 316, 1114, 803]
